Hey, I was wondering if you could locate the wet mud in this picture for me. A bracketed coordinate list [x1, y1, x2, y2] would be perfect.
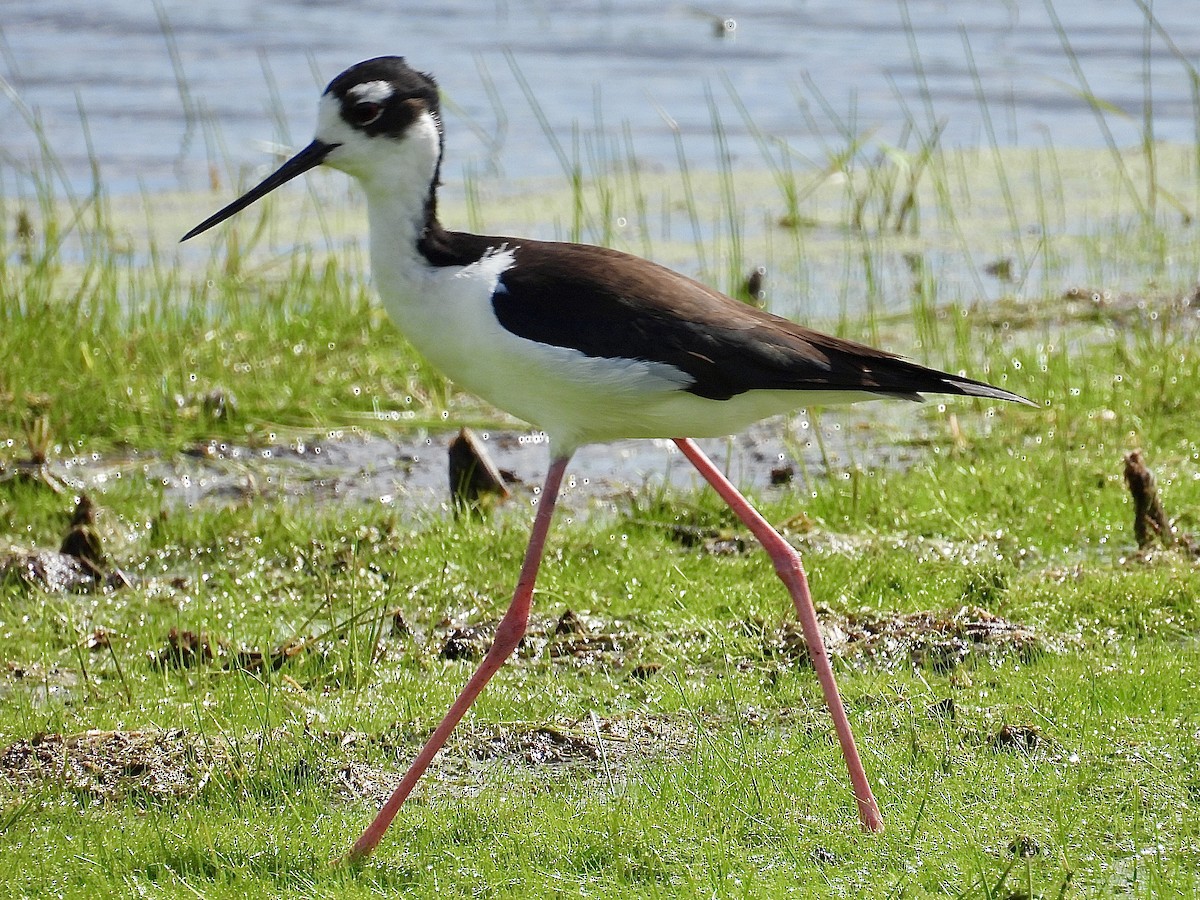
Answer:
[1, 599, 1057, 803]
[0, 729, 224, 801]
[0, 713, 696, 806]
[772, 605, 1048, 671]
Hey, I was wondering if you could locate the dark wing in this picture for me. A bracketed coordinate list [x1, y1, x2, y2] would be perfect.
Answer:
[453, 233, 1033, 406]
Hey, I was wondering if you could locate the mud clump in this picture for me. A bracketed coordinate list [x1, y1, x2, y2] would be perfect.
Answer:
[59, 494, 107, 580]
[1125, 450, 1173, 550]
[773, 605, 1046, 671]
[151, 628, 218, 669]
[1123, 450, 1199, 559]
[448, 427, 513, 515]
[769, 465, 795, 485]
[553, 609, 587, 635]
[453, 713, 693, 773]
[390, 609, 412, 637]
[1008, 835, 1042, 858]
[228, 638, 308, 673]
[990, 723, 1043, 754]
[435, 610, 636, 668]
[86, 627, 112, 651]
[927, 697, 957, 721]
[630, 662, 662, 680]
[466, 726, 601, 766]
[440, 624, 496, 661]
[149, 629, 308, 672]
[0, 493, 130, 592]
[668, 524, 749, 555]
[173, 386, 238, 422]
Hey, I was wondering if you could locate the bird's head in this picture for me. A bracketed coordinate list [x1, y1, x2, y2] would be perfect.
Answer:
[182, 57, 442, 242]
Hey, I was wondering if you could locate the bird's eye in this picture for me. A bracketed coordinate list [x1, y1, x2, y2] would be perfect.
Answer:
[350, 101, 384, 127]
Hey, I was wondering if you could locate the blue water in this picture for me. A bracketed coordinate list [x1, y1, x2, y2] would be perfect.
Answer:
[3, 0, 1198, 197]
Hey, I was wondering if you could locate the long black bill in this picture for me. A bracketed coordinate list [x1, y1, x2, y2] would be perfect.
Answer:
[180, 139, 340, 242]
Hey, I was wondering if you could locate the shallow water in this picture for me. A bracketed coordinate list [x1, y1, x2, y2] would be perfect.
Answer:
[3, 0, 1198, 197]
[58, 404, 929, 519]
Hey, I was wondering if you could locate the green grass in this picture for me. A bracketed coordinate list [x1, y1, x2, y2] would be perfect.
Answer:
[1, 218, 1198, 896]
[1, 357, 1198, 899]
[3, 35, 1200, 896]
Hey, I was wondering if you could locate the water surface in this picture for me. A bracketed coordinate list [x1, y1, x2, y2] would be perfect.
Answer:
[3, 0, 1197, 196]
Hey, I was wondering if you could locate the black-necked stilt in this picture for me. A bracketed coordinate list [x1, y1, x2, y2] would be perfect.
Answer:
[183, 57, 1033, 860]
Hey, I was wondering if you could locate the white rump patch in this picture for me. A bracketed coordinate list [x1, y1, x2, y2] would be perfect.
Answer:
[348, 80, 395, 103]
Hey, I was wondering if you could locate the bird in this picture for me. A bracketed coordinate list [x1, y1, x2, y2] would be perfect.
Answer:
[182, 56, 1034, 861]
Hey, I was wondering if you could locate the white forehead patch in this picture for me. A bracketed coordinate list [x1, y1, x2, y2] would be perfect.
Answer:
[348, 81, 395, 104]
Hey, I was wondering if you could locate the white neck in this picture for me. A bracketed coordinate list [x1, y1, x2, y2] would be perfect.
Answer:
[363, 175, 430, 261]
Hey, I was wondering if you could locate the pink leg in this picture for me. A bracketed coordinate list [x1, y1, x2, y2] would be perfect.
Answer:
[673, 438, 884, 833]
[344, 455, 572, 861]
